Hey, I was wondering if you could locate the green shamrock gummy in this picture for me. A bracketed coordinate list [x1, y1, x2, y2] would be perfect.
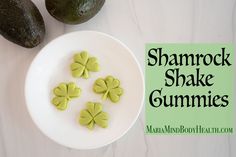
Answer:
[93, 76, 123, 103]
[70, 51, 100, 79]
[79, 102, 109, 130]
[52, 82, 81, 110]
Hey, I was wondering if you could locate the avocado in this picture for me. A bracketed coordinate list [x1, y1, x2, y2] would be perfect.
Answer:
[0, 0, 45, 48]
[45, 0, 105, 25]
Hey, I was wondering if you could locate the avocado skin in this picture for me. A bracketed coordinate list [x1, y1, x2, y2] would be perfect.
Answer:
[46, 0, 105, 25]
[0, 0, 45, 48]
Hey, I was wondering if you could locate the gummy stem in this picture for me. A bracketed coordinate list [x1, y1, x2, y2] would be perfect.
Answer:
[102, 90, 109, 100]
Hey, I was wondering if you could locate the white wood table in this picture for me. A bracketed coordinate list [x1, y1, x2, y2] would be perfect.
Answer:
[0, 0, 235, 156]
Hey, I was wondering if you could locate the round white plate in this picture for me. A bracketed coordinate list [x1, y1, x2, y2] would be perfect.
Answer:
[25, 31, 144, 149]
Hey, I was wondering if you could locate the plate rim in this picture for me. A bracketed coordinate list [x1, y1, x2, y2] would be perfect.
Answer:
[24, 30, 145, 149]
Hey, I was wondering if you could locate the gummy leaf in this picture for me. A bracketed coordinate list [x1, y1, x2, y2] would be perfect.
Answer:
[93, 76, 123, 103]
[53, 83, 67, 97]
[79, 110, 93, 125]
[74, 51, 89, 65]
[79, 102, 109, 130]
[86, 57, 100, 72]
[109, 88, 123, 103]
[52, 97, 68, 110]
[52, 82, 81, 110]
[67, 82, 81, 98]
[87, 102, 102, 116]
[93, 78, 107, 93]
[71, 51, 99, 79]
[71, 63, 85, 77]
[105, 76, 120, 89]
[94, 112, 108, 128]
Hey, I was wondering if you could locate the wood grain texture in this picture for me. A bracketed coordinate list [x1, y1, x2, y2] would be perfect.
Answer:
[0, 0, 235, 156]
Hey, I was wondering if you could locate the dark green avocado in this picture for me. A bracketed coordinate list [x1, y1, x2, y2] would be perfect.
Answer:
[45, 0, 105, 25]
[0, 0, 45, 48]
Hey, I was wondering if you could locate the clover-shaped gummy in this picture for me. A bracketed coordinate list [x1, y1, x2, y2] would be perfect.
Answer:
[52, 82, 81, 110]
[79, 102, 109, 130]
[93, 76, 123, 103]
[70, 51, 99, 79]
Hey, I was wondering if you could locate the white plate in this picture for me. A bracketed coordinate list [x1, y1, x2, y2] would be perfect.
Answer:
[25, 31, 144, 149]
